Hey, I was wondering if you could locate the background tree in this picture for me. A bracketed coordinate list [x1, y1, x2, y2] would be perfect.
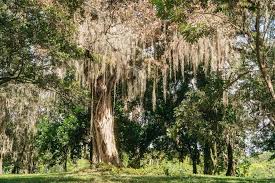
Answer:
[0, 0, 84, 87]
[75, 0, 237, 166]
[174, 69, 246, 175]
[36, 107, 89, 172]
[0, 0, 85, 173]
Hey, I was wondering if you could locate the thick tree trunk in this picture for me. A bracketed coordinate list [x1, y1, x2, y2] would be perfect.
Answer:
[0, 153, 3, 175]
[91, 75, 120, 166]
[226, 141, 235, 176]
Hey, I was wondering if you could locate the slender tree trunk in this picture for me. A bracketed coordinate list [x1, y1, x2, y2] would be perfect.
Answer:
[27, 145, 34, 174]
[204, 142, 214, 175]
[27, 157, 32, 174]
[12, 155, 20, 174]
[89, 138, 93, 163]
[211, 142, 218, 174]
[0, 98, 6, 175]
[178, 149, 184, 163]
[188, 142, 198, 174]
[226, 141, 235, 176]
[192, 155, 197, 174]
[12, 161, 19, 174]
[255, 3, 275, 100]
[193, 143, 199, 174]
[0, 153, 3, 175]
[63, 158, 67, 172]
[91, 75, 120, 166]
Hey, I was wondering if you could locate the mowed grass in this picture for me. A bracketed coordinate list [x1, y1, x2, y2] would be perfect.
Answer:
[0, 171, 274, 183]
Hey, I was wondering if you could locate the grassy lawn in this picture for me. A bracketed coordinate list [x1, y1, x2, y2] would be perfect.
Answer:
[0, 171, 274, 183]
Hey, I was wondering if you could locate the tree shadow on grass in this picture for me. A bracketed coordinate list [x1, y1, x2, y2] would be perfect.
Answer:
[0, 175, 94, 183]
[1, 174, 274, 183]
[101, 174, 275, 183]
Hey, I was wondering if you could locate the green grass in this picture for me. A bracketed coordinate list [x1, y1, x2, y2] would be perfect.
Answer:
[0, 171, 274, 183]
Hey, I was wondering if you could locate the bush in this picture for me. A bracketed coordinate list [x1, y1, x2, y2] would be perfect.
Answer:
[236, 152, 275, 178]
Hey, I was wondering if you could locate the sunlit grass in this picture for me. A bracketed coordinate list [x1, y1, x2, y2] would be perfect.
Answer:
[0, 171, 274, 183]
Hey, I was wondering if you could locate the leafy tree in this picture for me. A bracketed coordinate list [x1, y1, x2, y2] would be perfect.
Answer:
[36, 107, 89, 172]
[152, 0, 274, 176]
[173, 71, 246, 175]
[152, 0, 274, 100]
[116, 65, 193, 167]
[0, 0, 85, 172]
[0, 0, 84, 87]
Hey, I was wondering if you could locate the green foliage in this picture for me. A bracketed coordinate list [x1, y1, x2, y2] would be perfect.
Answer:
[138, 151, 195, 176]
[116, 71, 191, 168]
[237, 152, 275, 178]
[57, 0, 84, 14]
[121, 152, 130, 168]
[236, 159, 251, 177]
[172, 69, 247, 175]
[151, 0, 217, 42]
[0, 0, 85, 86]
[150, 0, 175, 20]
[179, 23, 215, 43]
[173, 72, 226, 143]
[35, 107, 89, 171]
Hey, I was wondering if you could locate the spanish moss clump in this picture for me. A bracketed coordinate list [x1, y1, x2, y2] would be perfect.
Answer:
[75, 0, 236, 110]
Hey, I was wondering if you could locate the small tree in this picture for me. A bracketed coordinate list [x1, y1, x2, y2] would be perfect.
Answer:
[174, 72, 245, 175]
[36, 108, 88, 172]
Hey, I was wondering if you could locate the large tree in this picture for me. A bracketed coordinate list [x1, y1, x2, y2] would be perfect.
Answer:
[76, 0, 236, 166]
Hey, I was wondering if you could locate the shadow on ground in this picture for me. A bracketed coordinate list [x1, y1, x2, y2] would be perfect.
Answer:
[0, 174, 93, 183]
[103, 174, 275, 183]
[0, 173, 274, 183]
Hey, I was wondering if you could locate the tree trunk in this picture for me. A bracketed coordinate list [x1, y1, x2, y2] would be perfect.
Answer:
[0, 153, 3, 175]
[188, 142, 198, 174]
[27, 157, 33, 174]
[211, 142, 218, 174]
[255, 3, 275, 100]
[192, 155, 197, 174]
[89, 138, 93, 163]
[91, 75, 120, 166]
[204, 142, 214, 175]
[192, 143, 199, 174]
[226, 141, 235, 176]
[63, 158, 67, 172]
[179, 150, 184, 163]
[12, 162, 19, 174]
[27, 145, 35, 174]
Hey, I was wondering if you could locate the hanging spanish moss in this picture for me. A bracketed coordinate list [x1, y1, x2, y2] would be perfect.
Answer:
[0, 84, 56, 173]
[69, 0, 237, 166]
[75, 0, 235, 108]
